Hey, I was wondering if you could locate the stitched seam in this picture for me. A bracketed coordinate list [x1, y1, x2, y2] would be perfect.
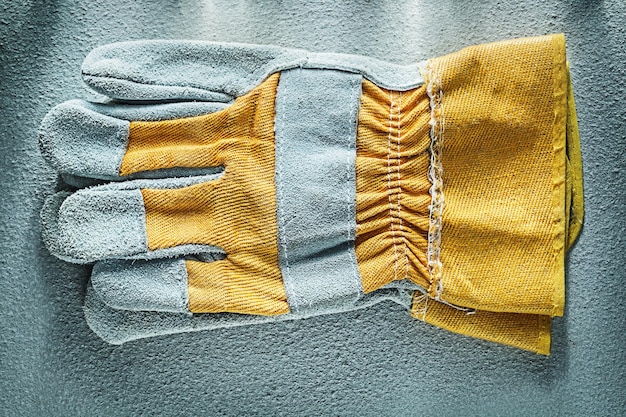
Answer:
[275, 73, 297, 311]
[346, 78, 362, 293]
[426, 62, 445, 301]
[413, 292, 429, 321]
[387, 91, 400, 281]
[396, 91, 409, 281]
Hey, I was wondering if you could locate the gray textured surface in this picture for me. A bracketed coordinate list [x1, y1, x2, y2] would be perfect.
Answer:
[0, 1, 624, 416]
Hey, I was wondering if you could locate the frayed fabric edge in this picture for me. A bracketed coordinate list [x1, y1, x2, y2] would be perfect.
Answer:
[419, 60, 445, 313]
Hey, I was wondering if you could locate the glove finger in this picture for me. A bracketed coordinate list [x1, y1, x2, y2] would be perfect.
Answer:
[39, 99, 228, 180]
[90, 257, 286, 316]
[40, 72, 278, 181]
[91, 258, 192, 313]
[41, 175, 223, 263]
[81, 41, 425, 103]
[91, 257, 420, 316]
[82, 40, 306, 102]
[83, 279, 408, 345]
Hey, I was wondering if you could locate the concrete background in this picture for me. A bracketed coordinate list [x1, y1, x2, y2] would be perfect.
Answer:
[1, 0, 624, 415]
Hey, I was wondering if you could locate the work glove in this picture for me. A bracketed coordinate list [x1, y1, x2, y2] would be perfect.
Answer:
[40, 33, 582, 354]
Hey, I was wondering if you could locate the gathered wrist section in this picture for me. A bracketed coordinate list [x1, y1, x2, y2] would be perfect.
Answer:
[355, 80, 432, 293]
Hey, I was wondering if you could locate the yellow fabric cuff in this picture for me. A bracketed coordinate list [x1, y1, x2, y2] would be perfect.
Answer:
[410, 34, 583, 354]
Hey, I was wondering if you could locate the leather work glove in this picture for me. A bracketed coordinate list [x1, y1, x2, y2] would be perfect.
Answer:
[40, 34, 583, 354]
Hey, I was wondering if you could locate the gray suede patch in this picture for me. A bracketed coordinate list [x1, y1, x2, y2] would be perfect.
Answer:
[274, 68, 363, 313]
[92, 259, 189, 313]
[39, 100, 129, 178]
[82, 41, 306, 102]
[304, 52, 424, 91]
[56, 188, 148, 262]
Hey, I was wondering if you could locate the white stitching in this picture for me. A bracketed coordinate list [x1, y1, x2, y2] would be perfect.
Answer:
[396, 91, 410, 281]
[425, 62, 445, 302]
[275, 72, 297, 311]
[412, 292, 429, 321]
[387, 91, 400, 280]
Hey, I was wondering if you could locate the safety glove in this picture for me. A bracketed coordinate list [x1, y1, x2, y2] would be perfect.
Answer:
[40, 34, 582, 354]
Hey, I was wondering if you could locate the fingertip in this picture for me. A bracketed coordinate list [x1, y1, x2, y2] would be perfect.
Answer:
[91, 259, 189, 313]
[39, 100, 129, 178]
[55, 188, 148, 262]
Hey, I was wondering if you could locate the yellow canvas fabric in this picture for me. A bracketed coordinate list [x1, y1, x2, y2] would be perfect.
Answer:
[409, 34, 583, 354]
[412, 296, 552, 354]
[417, 34, 569, 315]
[124, 74, 290, 316]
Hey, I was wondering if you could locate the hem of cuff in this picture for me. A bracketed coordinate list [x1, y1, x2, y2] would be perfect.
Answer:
[550, 33, 568, 318]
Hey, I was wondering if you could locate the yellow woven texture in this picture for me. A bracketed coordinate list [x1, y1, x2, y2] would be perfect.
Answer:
[355, 82, 432, 292]
[408, 34, 583, 354]
[123, 74, 289, 316]
[419, 34, 568, 316]
[412, 297, 552, 354]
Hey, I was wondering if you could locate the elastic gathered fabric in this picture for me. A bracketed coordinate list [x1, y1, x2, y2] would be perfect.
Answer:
[355, 81, 432, 293]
